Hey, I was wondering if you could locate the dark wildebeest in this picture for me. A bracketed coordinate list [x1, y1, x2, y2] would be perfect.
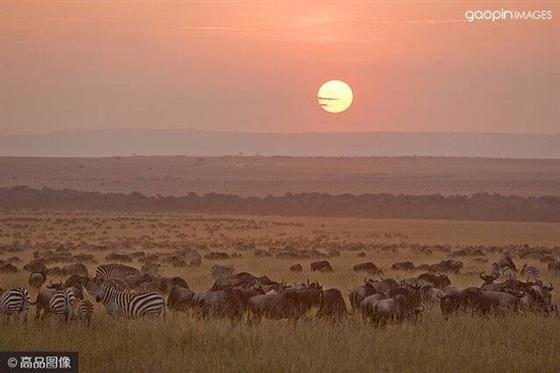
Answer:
[23, 260, 47, 273]
[353, 262, 382, 275]
[417, 273, 451, 289]
[367, 294, 422, 327]
[359, 293, 387, 320]
[64, 275, 91, 294]
[28, 271, 47, 291]
[62, 263, 89, 277]
[290, 264, 303, 272]
[439, 287, 522, 319]
[310, 261, 333, 272]
[316, 288, 347, 321]
[210, 272, 282, 294]
[428, 260, 463, 274]
[349, 278, 399, 310]
[167, 285, 195, 312]
[391, 261, 415, 271]
[248, 282, 322, 323]
[193, 287, 260, 325]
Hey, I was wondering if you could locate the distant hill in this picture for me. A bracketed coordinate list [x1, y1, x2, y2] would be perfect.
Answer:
[1, 129, 559, 158]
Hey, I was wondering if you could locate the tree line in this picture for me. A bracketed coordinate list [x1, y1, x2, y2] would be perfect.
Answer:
[1, 186, 559, 222]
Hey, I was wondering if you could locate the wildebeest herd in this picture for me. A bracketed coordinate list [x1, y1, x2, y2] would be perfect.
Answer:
[1, 251, 557, 327]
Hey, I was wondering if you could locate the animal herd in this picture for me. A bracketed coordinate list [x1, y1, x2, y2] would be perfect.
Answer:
[1, 252, 557, 327]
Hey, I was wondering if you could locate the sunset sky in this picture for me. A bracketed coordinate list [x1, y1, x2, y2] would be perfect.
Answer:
[1, 1, 558, 136]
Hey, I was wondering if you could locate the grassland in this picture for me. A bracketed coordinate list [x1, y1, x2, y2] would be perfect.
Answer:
[1, 210, 559, 372]
[1, 156, 559, 197]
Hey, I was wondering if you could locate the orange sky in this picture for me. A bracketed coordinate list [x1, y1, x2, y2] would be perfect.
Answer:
[1, 1, 558, 135]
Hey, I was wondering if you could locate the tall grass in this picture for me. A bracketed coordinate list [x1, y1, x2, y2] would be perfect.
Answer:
[2, 311, 559, 372]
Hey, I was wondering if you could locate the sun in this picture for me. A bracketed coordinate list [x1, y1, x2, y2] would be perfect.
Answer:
[317, 80, 353, 113]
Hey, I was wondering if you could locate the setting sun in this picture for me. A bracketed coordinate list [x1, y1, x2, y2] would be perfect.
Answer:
[317, 80, 353, 113]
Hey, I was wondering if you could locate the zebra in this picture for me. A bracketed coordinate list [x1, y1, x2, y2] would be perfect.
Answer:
[210, 264, 234, 279]
[95, 264, 140, 281]
[0, 287, 33, 324]
[520, 264, 540, 282]
[48, 288, 76, 322]
[75, 299, 94, 326]
[91, 280, 165, 319]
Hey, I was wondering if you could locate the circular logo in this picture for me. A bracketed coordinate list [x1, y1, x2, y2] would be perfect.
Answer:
[7, 357, 18, 368]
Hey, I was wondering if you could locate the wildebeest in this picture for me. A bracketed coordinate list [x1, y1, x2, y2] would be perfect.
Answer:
[353, 262, 382, 275]
[428, 260, 463, 274]
[439, 287, 522, 319]
[193, 287, 258, 324]
[62, 263, 89, 277]
[366, 294, 422, 327]
[391, 261, 415, 271]
[167, 285, 195, 312]
[349, 278, 399, 310]
[23, 260, 47, 273]
[290, 264, 303, 272]
[417, 273, 451, 289]
[248, 282, 322, 323]
[311, 260, 333, 272]
[316, 288, 347, 321]
[28, 271, 47, 291]
[0, 263, 19, 274]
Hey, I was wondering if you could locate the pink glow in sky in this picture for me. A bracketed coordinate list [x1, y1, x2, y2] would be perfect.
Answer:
[1, 1, 558, 135]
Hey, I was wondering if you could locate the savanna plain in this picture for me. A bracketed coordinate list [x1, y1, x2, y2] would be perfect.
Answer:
[1, 210, 559, 373]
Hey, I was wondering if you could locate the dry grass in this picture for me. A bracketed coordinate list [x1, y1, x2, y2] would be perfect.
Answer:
[1, 210, 559, 372]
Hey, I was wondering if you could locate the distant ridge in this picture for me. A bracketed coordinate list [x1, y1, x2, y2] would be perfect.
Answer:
[1, 129, 559, 158]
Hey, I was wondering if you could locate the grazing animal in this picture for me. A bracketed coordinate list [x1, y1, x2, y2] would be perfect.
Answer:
[210, 264, 234, 279]
[290, 264, 303, 272]
[310, 260, 333, 272]
[192, 288, 249, 324]
[91, 280, 165, 319]
[0, 287, 33, 324]
[28, 271, 47, 291]
[48, 288, 76, 322]
[95, 264, 140, 281]
[75, 299, 94, 326]
[316, 288, 347, 321]
[248, 283, 322, 323]
[520, 264, 540, 282]
[502, 268, 517, 280]
[353, 262, 382, 275]
[367, 294, 421, 327]
[167, 286, 195, 312]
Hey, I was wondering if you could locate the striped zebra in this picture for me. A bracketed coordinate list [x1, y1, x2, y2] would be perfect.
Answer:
[75, 299, 94, 326]
[0, 287, 33, 324]
[520, 264, 540, 282]
[91, 280, 165, 319]
[210, 264, 234, 279]
[48, 288, 76, 322]
[95, 264, 140, 280]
